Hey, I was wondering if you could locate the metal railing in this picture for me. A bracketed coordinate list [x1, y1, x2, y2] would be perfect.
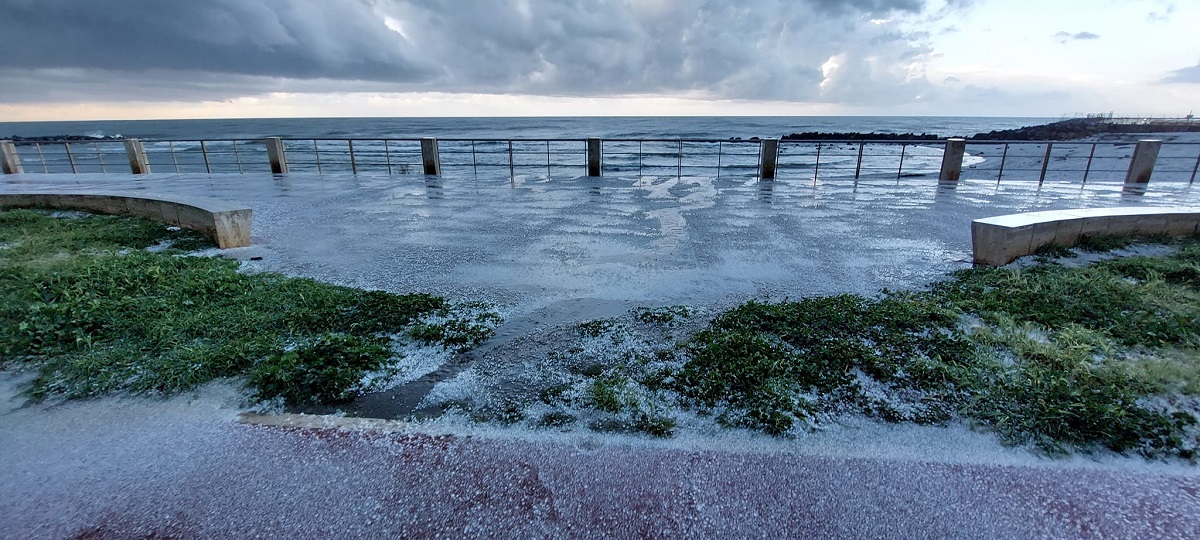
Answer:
[960, 140, 1200, 184]
[4, 136, 1199, 184]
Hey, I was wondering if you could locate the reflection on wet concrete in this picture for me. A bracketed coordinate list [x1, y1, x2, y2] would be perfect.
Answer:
[935, 180, 958, 200]
[1122, 182, 1148, 197]
[757, 179, 774, 204]
[424, 177, 444, 199]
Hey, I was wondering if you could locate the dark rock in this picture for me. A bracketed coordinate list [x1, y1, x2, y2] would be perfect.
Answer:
[781, 131, 940, 141]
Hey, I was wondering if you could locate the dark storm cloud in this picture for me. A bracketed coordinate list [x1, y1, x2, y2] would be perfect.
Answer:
[1162, 61, 1200, 84]
[0, 0, 957, 104]
[0, 0, 434, 81]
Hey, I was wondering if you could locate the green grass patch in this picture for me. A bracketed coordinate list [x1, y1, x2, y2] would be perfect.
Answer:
[659, 240, 1200, 457]
[1124, 350, 1200, 396]
[677, 294, 973, 435]
[578, 318, 618, 337]
[246, 333, 392, 405]
[0, 209, 498, 406]
[1033, 242, 1076, 259]
[935, 260, 1200, 348]
[1076, 234, 1131, 252]
[633, 306, 692, 326]
[588, 374, 634, 413]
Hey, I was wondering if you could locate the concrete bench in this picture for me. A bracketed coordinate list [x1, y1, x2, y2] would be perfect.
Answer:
[972, 206, 1200, 266]
[0, 191, 251, 248]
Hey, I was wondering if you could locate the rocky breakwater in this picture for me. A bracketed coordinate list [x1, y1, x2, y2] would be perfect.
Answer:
[969, 118, 1200, 141]
[781, 131, 940, 141]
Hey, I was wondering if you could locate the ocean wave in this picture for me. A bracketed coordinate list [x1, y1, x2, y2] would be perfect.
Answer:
[7, 134, 124, 142]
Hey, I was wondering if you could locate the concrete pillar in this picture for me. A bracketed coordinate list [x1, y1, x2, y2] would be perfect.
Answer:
[939, 138, 966, 181]
[1125, 139, 1162, 184]
[123, 138, 150, 174]
[1, 140, 22, 174]
[760, 138, 779, 180]
[586, 138, 602, 176]
[421, 138, 441, 175]
[265, 137, 288, 174]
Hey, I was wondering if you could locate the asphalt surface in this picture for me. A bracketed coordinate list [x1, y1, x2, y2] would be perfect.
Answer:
[2, 382, 1198, 539]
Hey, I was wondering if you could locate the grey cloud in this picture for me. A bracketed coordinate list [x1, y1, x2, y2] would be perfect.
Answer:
[1148, 3, 1176, 22]
[938, 0, 977, 11]
[808, 0, 924, 15]
[0, 68, 406, 103]
[1162, 61, 1200, 84]
[0, 0, 963, 105]
[1054, 31, 1100, 42]
[931, 84, 1075, 112]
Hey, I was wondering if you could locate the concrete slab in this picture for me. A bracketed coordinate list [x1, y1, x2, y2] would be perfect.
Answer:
[1165, 214, 1200, 236]
[1052, 218, 1085, 246]
[6, 171, 1200, 314]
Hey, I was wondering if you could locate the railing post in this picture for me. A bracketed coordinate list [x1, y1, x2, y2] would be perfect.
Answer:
[1, 140, 22, 174]
[1125, 139, 1162, 184]
[200, 141, 211, 174]
[938, 138, 966, 181]
[1038, 143, 1053, 184]
[586, 137, 602, 176]
[123, 138, 150, 174]
[265, 137, 288, 174]
[854, 142, 864, 179]
[760, 138, 779, 180]
[421, 137, 441, 175]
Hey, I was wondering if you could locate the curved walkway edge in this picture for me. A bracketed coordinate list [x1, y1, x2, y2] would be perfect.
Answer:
[972, 206, 1200, 265]
[0, 191, 251, 248]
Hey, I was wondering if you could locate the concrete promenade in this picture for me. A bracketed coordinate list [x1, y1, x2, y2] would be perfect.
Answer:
[3, 171, 1199, 316]
[3, 171, 1200, 537]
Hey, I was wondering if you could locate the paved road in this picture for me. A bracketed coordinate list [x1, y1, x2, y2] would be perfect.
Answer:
[3, 383, 1198, 539]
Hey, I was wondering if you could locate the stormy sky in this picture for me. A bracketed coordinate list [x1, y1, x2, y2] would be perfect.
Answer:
[0, 0, 1195, 119]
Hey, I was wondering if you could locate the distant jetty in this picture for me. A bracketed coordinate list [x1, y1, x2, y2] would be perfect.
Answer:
[780, 131, 940, 141]
[968, 117, 1198, 141]
[783, 116, 1199, 142]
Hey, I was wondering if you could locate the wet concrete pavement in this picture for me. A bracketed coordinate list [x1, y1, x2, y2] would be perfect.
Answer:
[4, 171, 1198, 321]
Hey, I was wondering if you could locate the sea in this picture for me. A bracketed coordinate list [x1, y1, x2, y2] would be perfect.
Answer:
[0, 116, 1054, 141]
[4, 116, 1099, 179]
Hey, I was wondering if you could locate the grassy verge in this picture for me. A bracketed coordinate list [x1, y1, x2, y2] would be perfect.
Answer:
[521, 238, 1199, 458]
[681, 240, 1200, 456]
[0, 209, 499, 405]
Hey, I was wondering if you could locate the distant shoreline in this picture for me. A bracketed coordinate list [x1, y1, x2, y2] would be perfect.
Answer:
[5, 117, 1196, 143]
[783, 117, 1199, 142]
